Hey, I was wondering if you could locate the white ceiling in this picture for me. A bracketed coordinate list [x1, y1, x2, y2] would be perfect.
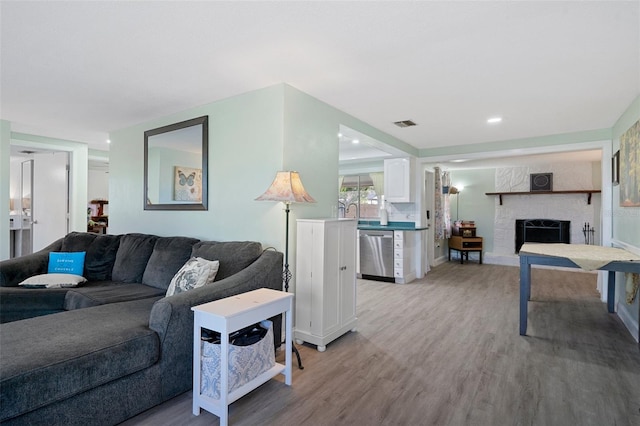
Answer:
[1, 1, 638, 155]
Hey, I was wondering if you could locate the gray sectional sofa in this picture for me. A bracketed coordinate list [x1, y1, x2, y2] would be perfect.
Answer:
[0, 231, 284, 425]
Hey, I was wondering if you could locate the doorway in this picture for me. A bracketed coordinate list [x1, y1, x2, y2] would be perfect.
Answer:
[9, 149, 69, 256]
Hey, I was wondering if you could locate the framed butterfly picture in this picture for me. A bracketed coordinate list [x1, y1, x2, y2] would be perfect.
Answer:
[174, 166, 202, 202]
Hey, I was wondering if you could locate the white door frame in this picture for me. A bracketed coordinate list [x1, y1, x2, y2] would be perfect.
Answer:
[10, 133, 88, 238]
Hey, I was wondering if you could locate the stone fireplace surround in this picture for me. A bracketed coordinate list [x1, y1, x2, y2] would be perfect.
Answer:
[486, 162, 599, 265]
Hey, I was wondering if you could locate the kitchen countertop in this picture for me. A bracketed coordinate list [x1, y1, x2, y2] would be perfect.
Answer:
[357, 220, 429, 231]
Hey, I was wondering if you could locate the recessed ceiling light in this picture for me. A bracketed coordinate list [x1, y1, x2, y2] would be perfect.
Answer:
[450, 159, 468, 163]
[337, 133, 343, 138]
[352, 139, 359, 144]
[106, 139, 111, 144]
[487, 117, 502, 124]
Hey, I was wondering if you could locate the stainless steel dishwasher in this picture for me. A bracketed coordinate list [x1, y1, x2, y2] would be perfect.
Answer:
[359, 230, 394, 282]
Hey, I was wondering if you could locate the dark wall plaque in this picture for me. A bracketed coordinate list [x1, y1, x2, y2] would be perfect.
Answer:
[530, 173, 553, 191]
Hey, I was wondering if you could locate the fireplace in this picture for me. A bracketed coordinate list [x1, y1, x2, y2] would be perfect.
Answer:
[515, 219, 570, 253]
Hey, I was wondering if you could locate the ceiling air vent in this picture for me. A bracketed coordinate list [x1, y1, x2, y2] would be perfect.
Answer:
[393, 120, 417, 128]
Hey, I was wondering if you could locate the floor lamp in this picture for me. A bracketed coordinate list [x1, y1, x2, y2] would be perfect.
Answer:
[256, 171, 316, 369]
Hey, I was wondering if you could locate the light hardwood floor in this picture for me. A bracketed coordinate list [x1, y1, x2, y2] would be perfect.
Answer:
[121, 263, 640, 426]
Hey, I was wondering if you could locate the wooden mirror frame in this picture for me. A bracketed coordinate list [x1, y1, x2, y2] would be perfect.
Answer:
[144, 116, 208, 210]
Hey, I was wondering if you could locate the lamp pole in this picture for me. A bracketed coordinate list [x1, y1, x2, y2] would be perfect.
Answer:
[283, 202, 292, 292]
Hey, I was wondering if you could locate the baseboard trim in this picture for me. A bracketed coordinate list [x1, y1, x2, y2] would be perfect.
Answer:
[616, 303, 639, 343]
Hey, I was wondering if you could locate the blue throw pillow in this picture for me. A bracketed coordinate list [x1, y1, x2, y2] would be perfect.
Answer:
[48, 252, 86, 276]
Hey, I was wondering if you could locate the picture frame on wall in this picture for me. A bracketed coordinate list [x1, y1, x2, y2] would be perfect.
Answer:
[619, 119, 640, 207]
[612, 150, 620, 185]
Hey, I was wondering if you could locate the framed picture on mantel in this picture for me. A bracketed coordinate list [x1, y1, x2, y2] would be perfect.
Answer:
[530, 173, 553, 192]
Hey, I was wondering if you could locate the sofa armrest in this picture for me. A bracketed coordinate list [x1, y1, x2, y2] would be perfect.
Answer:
[148, 249, 283, 400]
[0, 239, 63, 287]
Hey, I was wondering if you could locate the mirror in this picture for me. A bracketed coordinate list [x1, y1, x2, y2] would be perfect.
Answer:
[144, 116, 208, 210]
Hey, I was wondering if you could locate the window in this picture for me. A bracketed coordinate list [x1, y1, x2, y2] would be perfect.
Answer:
[339, 174, 381, 219]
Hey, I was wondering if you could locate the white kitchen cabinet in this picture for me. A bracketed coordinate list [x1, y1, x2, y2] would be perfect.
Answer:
[393, 230, 417, 284]
[295, 218, 358, 352]
[384, 158, 414, 203]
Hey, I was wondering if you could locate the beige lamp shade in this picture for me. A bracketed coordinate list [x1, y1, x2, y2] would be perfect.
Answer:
[255, 171, 316, 204]
[448, 186, 459, 195]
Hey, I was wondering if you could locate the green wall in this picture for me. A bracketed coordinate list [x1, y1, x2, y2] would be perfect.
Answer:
[611, 95, 640, 248]
[449, 169, 496, 254]
[109, 85, 288, 249]
[611, 95, 639, 340]
[108, 84, 413, 292]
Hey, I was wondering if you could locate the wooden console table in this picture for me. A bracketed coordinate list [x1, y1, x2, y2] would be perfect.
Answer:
[519, 243, 640, 341]
[448, 236, 483, 264]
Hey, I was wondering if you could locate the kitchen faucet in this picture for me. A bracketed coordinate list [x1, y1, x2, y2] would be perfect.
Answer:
[346, 202, 359, 218]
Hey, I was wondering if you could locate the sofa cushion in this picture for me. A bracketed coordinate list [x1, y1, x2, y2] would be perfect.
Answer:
[64, 281, 166, 310]
[0, 298, 161, 422]
[112, 234, 159, 283]
[60, 232, 121, 281]
[83, 234, 121, 280]
[191, 241, 263, 281]
[0, 287, 68, 323]
[19, 273, 87, 288]
[61, 231, 98, 252]
[142, 236, 200, 290]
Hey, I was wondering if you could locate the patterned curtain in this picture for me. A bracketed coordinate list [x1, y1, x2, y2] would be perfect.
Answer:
[435, 168, 453, 240]
[442, 171, 452, 238]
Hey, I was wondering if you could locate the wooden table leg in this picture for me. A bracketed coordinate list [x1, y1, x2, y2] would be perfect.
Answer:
[607, 270, 615, 313]
[519, 255, 531, 335]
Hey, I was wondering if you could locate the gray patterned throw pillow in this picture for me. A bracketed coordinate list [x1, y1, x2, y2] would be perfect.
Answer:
[166, 257, 219, 297]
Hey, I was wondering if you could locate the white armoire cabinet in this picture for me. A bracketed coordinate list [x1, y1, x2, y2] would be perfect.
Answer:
[294, 218, 358, 352]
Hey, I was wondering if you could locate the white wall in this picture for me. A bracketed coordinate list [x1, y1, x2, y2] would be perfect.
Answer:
[0, 120, 11, 260]
[88, 169, 109, 203]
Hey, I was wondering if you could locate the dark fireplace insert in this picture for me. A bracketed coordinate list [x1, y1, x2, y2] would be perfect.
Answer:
[515, 219, 570, 253]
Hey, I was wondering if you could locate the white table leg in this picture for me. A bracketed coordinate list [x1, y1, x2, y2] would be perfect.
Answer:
[192, 318, 201, 416]
[284, 303, 292, 385]
[220, 329, 229, 426]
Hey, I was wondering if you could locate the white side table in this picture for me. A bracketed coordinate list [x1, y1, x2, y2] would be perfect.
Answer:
[191, 288, 293, 426]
